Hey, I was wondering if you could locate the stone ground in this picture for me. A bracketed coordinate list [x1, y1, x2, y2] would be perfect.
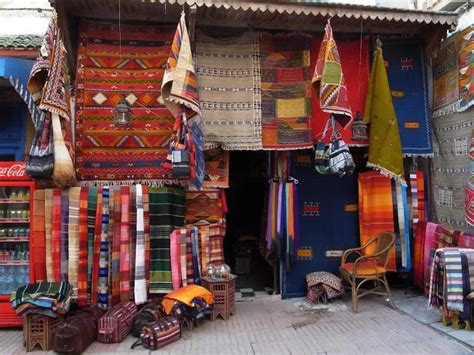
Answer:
[0, 290, 472, 354]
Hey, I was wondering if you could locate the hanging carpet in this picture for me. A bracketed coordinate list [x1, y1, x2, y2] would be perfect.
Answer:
[458, 26, 473, 112]
[195, 32, 263, 150]
[383, 39, 433, 156]
[259, 33, 313, 150]
[185, 189, 226, 226]
[202, 148, 229, 189]
[75, 20, 175, 181]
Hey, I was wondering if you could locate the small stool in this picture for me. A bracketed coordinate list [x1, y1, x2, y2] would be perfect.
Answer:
[24, 313, 63, 352]
[201, 276, 236, 320]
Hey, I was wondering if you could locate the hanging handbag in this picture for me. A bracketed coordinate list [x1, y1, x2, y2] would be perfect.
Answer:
[328, 115, 355, 177]
[131, 316, 181, 351]
[314, 117, 332, 175]
[171, 112, 191, 178]
[26, 112, 54, 178]
[97, 301, 138, 343]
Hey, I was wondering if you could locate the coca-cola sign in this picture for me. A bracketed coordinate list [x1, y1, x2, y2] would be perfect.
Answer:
[0, 162, 28, 180]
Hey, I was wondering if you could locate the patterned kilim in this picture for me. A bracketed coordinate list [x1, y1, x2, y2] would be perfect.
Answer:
[75, 20, 175, 181]
[358, 171, 396, 272]
[311, 37, 370, 146]
[312, 20, 352, 129]
[67, 187, 81, 298]
[32, 190, 46, 282]
[383, 39, 433, 156]
[185, 189, 226, 226]
[432, 110, 473, 232]
[260, 33, 313, 150]
[77, 187, 89, 307]
[60, 190, 69, 281]
[203, 148, 229, 188]
[87, 187, 98, 304]
[97, 187, 110, 309]
[149, 186, 186, 293]
[458, 26, 473, 112]
[466, 129, 474, 226]
[195, 32, 262, 150]
[433, 33, 459, 117]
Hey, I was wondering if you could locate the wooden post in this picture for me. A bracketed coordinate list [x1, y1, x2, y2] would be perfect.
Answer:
[188, 4, 197, 50]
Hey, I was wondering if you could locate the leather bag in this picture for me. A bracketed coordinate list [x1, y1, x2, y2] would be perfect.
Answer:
[97, 301, 138, 343]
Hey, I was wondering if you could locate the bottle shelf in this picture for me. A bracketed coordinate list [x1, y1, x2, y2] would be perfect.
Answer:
[0, 261, 29, 266]
[0, 219, 30, 224]
[0, 238, 29, 242]
[0, 199, 29, 204]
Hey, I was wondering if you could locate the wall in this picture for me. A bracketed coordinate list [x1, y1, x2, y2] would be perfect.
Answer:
[0, 0, 52, 36]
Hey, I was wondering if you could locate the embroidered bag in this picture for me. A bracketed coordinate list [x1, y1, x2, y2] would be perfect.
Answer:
[131, 316, 181, 350]
[328, 115, 355, 177]
[314, 117, 331, 175]
[171, 112, 192, 178]
[132, 301, 165, 337]
[97, 301, 138, 343]
[26, 112, 54, 178]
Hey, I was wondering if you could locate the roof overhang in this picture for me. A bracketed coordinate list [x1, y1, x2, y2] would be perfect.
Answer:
[49, 0, 459, 78]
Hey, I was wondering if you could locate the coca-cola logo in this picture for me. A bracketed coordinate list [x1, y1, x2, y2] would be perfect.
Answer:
[0, 163, 26, 178]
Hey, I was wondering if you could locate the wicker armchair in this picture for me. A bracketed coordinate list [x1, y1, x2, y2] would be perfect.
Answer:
[338, 231, 395, 312]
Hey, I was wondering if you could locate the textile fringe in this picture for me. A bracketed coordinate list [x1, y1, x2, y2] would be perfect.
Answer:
[366, 162, 407, 187]
[262, 145, 314, 151]
[347, 143, 369, 148]
[78, 179, 180, 187]
[432, 102, 459, 118]
[403, 153, 434, 158]
[166, 96, 201, 117]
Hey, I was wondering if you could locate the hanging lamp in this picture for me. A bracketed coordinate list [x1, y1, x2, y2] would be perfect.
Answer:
[351, 111, 367, 141]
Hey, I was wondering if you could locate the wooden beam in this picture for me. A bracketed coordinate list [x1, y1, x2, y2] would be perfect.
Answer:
[55, 0, 77, 81]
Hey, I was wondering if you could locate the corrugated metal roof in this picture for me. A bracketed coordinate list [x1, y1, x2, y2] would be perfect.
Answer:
[0, 35, 43, 50]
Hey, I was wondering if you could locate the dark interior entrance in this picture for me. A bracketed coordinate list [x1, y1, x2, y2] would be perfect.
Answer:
[225, 151, 274, 293]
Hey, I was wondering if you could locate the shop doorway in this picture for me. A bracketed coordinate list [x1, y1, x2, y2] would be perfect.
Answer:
[225, 151, 274, 294]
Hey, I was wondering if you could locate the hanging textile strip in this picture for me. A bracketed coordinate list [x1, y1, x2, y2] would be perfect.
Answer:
[432, 33, 460, 117]
[75, 20, 175, 181]
[391, 180, 402, 270]
[143, 185, 151, 290]
[107, 188, 115, 310]
[87, 187, 98, 304]
[170, 229, 184, 290]
[32, 190, 46, 282]
[458, 26, 474, 112]
[466, 250, 474, 294]
[428, 250, 442, 308]
[443, 248, 465, 312]
[67, 187, 81, 297]
[423, 222, 438, 295]
[260, 33, 313, 150]
[180, 229, 188, 287]
[312, 20, 353, 129]
[119, 186, 131, 301]
[466, 129, 474, 226]
[410, 172, 419, 225]
[358, 171, 397, 272]
[97, 187, 110, 309]
[185, 229, 194, 285]
[77, 187, 89, 307]
[129, 185, 137, 298]
[185, 190, 225, 226]
[396, 182, 411, 271]
[195, 31, 263, 150]
[413, 221, 426, 290]
[91, 187, 103, 306]
[383, 39, 433, 156]
[206, 224, 226, 266]
[311, 37, 370, 146]
[265, 183, 275, 251]
[50, 189, 62, 282]
[59, 190, 69, 281]
[149, 186, 186, 293]
[135, 185, 147, 304]
[191, 227, 201, 284]
[364, 41, 405, 185]
[111, 187, 121, 306]
[432, 110, 473, 232]
[200, 227, 210, 276]
[417, 171, 426, 222]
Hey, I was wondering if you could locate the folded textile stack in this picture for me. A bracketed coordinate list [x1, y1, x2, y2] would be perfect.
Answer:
[11, 281, 73, 317]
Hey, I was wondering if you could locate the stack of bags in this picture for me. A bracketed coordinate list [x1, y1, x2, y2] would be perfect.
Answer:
[11, 281, 72, 317]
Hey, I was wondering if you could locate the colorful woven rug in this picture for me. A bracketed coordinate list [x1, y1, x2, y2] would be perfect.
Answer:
[383, 39, 433, 156]
[312, 20, 352, 129]
[135, 185, 147, 304]
[432, 110, 473, 232]
[67, 187, 81, 298]
[260, 33, 313, 150]
[170, 229, 184, 290]
[358, 171, 396, 272]
[91, 187, 103, 306]
[364, 41, 405, 185]
[185, 189, 226, 226]
[87, 187, 98, 304]
[60, 190, 69, 281]
[75, 20, 175, 181]
[466, 129, 474, 226]
[311, 37, 370, 146]
[433, 33, 459, 117]
[32, 190, 46, 282]
[458, 26, 473, 112]
[51, 189, 61, 282]
[97, 187, 110, 309]
[202, 148, 229, 189]
[119, 186, 131, 301]
[149, 186, 186, 293]
[110, 187, 121, 305]
[77, 187, 89, 307]
[413, 220, 426, 290]
[129, 186, 137, 298]
[196, 32, 262, 150]
[391, 180, 411, 272]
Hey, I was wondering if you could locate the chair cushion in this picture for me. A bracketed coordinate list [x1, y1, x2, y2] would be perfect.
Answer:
[341, 261, 386, 276]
